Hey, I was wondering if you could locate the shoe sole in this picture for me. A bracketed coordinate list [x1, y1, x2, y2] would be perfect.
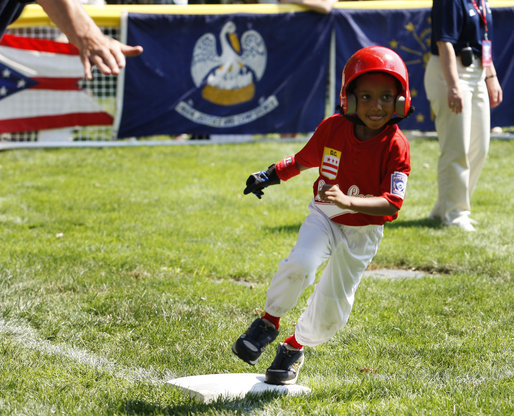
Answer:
[265, 354, 304, 385]
[232, 341, 258, 365]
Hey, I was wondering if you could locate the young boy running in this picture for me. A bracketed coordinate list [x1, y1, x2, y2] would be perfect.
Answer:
[232, 46, 413, 385]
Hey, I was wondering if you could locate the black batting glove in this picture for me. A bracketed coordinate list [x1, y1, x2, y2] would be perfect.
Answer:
[243, 164, 281, 199]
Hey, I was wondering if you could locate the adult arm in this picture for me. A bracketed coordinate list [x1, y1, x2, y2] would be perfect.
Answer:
[36, 0, 143, 80]
[437, 40, 463, 114]
[279, 0, 337, 14]
[485, 62, 503, 108]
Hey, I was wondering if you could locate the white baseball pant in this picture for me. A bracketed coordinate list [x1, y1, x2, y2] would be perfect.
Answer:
[265, 200, 383, 347]
[424, 55, 490, 225]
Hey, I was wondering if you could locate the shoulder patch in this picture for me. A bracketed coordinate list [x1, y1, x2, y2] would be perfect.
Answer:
[391, 171, 408, 199]
[321, 147, 341, 180]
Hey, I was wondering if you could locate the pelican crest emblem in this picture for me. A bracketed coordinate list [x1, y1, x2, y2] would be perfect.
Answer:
[191, 21, 267, 106]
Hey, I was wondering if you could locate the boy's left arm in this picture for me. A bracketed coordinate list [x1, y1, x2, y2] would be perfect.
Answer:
[381, 137, 410, 213]
[323, 131, 410, 216]
[320, 185, 398, 216]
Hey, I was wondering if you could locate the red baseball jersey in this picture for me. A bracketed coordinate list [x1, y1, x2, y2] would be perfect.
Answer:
[295, 114, 411, 226]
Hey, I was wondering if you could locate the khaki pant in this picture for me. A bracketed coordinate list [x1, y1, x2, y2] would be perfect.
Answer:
[424, 55, 490, 224]
[265, 201, 383, 347]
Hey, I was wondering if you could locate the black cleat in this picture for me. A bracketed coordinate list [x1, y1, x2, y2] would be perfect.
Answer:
[265, 343, 304, 385]
[232, 318, 279, 365]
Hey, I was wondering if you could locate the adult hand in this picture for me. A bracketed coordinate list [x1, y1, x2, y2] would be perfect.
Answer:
[486, 76, 503, 109]
[279, 0, 337, 14]
[447, 86, 464, 114]
[37, 0, 143, 80]
[77, 33, 143, 80]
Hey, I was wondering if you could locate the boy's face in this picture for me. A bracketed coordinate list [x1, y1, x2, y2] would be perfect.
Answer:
[353, 73, 398, 131]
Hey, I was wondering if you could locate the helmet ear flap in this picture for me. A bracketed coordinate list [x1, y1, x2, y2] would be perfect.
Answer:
[395, 96, 406, 117]
[346, 94, 357, 115]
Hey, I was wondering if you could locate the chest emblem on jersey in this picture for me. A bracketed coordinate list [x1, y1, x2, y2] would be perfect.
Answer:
[321, 147, 341, 180]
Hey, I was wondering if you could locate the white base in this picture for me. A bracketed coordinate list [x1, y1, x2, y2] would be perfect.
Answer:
[167, 373, 311, 403]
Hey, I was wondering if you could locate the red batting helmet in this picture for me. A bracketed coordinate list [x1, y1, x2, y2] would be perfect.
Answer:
[340, 46, 412, 117]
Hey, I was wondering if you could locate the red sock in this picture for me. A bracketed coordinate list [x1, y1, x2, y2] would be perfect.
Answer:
[262, 312, 280, 330]
[284, 334, 303, 350]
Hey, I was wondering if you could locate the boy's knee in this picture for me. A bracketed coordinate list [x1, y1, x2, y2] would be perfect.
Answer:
[280, 257, 316, 285]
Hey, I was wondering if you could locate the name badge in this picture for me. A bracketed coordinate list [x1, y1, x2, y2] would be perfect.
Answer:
[482, 40, 492, 67]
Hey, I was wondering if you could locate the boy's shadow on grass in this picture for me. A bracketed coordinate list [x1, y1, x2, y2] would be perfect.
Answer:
[264, 223, 302, 234]
[387, 217, 443, 229]
[264, 218, 443, 233]
[121, 382, 394, 414]
[121, 391, 283, 415]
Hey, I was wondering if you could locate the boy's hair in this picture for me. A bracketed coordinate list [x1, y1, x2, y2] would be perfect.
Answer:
[339, 46, 414, 123]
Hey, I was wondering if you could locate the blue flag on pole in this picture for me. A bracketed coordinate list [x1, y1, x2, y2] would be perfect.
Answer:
[333, 7, 433, 131]
[489, 6, 514, 128]
[116, 6, 513, 137]
[115, 12, 331, 138]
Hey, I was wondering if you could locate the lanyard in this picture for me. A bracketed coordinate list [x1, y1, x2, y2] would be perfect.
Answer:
[471, 0, 489, 39]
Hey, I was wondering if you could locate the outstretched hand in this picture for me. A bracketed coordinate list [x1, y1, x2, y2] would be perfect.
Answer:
[79, 35, 143, 80]
[36, 0, 144, 80]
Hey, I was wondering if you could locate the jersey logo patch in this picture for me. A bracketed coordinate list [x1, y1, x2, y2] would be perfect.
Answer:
[391, 171, 408, 199]
[321, 147, 341, 180]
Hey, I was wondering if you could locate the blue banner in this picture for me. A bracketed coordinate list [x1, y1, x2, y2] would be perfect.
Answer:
[489, 7, 514, 128]
[116, 7, 513, 138]
[116, 12, 331, 138]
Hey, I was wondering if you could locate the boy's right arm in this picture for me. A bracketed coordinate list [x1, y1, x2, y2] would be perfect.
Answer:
[243, 157, 305, 199]
[243, 164, 281, 199]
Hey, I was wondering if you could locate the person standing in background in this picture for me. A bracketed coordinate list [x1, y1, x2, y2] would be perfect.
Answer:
[424, 0, 502, 232]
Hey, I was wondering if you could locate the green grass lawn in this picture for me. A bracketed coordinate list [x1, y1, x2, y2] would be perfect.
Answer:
[0, 138, 512, 415]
